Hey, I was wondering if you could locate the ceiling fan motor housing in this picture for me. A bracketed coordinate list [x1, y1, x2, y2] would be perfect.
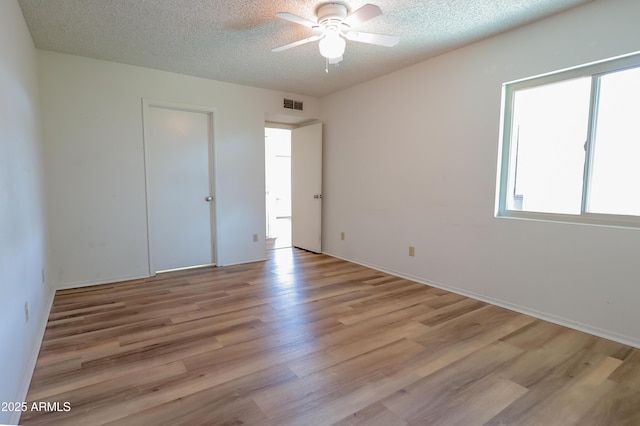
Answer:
[316, 3, 348, 27]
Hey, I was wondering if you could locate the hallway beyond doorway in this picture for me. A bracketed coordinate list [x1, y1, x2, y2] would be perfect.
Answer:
[265, 127, 292, 250]
[266, 217, 291, 250]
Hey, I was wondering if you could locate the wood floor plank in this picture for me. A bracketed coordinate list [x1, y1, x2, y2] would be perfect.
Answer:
[20, 361, 188, 425]
[333, 402, 408, 426]
[103, 365, 294, 426]
[417, 374, 529, 426]
[21, 248, 640, 425]
[485, 349, 622, 425]
[575, 383, 640, 426]
[254, 338, 423, 418]
[26, 338, 222, 402]
[382, 341, 524, 422]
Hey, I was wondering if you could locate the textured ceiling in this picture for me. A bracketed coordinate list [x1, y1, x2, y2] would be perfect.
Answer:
[18, 0, 593, 97]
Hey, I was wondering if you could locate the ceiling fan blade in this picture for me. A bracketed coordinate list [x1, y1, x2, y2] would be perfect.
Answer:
[272, 35, 322, 53]
[275, 12, 317, 28]
[343, 4, 382, 26]
[344, 31, 399, 47]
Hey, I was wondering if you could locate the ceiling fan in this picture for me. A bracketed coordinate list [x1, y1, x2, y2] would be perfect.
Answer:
[272, 3, 399, 66]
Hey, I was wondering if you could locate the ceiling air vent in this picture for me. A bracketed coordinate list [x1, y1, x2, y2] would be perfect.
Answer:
[284, 98, 303, 111]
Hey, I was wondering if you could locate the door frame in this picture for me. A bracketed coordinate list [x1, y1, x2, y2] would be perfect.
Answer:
[141, 98, 219, 276]
[264, 125, 293, 246]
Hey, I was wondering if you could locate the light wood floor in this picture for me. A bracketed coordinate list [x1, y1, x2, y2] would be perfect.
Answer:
[22, 248, 640, 425]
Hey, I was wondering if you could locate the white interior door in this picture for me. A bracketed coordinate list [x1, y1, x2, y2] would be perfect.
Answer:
[291, 122, 322, 253]
[146, 105, 215, 273]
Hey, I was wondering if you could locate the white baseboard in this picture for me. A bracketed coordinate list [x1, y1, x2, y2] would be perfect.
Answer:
[10, 286, 56, 425]
[54, 273, 151, 291]
[52, 255, 275, 290]
[323, 251, 640, 350]
[53, 258, 269, 290]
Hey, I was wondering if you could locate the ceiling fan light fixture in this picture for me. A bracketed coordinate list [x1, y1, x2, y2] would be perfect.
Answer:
[318, 28, 345, 59]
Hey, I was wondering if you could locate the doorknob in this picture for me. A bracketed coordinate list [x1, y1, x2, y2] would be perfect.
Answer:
[205, 196, 213, 202]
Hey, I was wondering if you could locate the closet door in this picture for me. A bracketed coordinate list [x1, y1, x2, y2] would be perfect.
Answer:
[146, 105, 215, 273]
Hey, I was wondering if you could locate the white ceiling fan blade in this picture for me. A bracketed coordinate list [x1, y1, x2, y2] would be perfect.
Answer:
[275, 12, 317, 28]
[343, 4, 382, 26]
[272, 35, 322, 53]
[344, 31, 399, 47]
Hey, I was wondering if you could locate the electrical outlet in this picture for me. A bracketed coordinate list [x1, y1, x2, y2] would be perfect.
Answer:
[409, 246, 415, 257]
[340, 232, 345, 241]
[253, 233, 258, 242]
[24, 301, 29, 323]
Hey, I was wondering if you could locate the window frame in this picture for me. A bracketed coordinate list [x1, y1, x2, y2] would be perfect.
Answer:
[496, 51, 640, 228]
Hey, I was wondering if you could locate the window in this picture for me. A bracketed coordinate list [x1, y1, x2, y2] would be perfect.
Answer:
[496, 52, 640, 227]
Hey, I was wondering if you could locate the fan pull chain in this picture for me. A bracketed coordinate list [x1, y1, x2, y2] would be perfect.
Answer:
[325, 57, 329, 73]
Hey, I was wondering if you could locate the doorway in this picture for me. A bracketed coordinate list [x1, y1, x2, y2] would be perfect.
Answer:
[265, 127, 292, 250]
[144, 101, 217, 274]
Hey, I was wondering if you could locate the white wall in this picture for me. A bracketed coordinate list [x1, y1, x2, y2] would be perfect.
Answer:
[0, 1, 51, 423]
[321, 0, 640, 346]
[38, 51, 319, 288]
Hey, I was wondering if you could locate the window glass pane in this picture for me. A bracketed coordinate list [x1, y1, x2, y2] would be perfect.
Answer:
[587, 67, 640, 216]
[507, 78, 591, 214]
